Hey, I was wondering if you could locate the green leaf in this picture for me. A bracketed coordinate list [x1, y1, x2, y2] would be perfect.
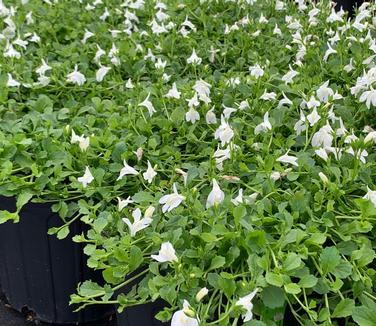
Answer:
[261, 286, 285, 308]
[57, 226, 70, 239]
[217, 277, 236, 298]
[78, 280, 105, 297]
[16, 192, 33, 212]
[332, 298, 355, 318]
[284, 283, 301, 294]
[320, 246, 341, 275]
[352, 306, 376, 326]
[129, 246, 143, 271]
[233, 206, 246, 220]
[282, 253, 302, 272]
[209, 256, 226, 270]
[298, 275, 318, 288]
[0, 210, 19, 224]
[355, 198, 376, 218]
[132, 191, 154, 203]
[265, 272, 284, 287]
[200, 233, 217, 242]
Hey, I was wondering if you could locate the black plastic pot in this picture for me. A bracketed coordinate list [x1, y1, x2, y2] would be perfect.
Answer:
[334, 0, 364, 16]
[0, 196, 114, 324]
[116, 301, 168, 326]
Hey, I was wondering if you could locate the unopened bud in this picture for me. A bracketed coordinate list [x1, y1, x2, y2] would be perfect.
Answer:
[196, 287, 209, 302]
[319, 172, 329, 184]
[144, 206, 155, 219]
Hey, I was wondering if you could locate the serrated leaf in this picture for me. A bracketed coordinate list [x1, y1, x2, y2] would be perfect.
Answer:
[209, 256, 226, 270]
[284, 283, 301, 294]
[16, 192, 33, 212]
[298, 275, 318, 288]
[352, 306, 376, 326]
[332, 298, 355, 318]
[320, 246, 340, 275]
[283, 253, 302, 272]
[265, 272, 284, 287]
[57, 226, 70, 239]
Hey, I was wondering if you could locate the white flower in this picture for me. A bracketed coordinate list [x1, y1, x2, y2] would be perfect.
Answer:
[307, 107, 321, 126]
[96, 66, 110, 82]
[67, 65, 86, 86]
[249, 64, 264, 78]
[125, 78, 134, 89]
[312, 123, 333, 148]
[186, 107, 200, 124]
[155, 58, 167, 69]
[347, 148, 368, 164]
[236, 289, 259, 322]
[175, 168, 188, 186]
[364, 187, 376, 208]
[205, 107, 217, 124]
[143, 160, 157, 184]
[316, 81, 334, 103]
[4, 43, 21, 59]
[214, 146, 231, 170]
[77, 166, 94, 188]
[260, 90, 276, 101]
[294, 110, 306, 135]
[71, 130, 90, 151]
[315, 148, 329, 161]
[277, 152, 299, 167]
[165, 83, 181, 99]
[123, 208, 153, 237]
[94, 45, 106, 64]
[139, 93, 156, 116]
[35, 59, 51, 76]
[187, 48, 202, 65]
[270, 171, 281, 181]
[159, 183, 185, 213]
[282, 65, 299, 84]
[323, 42, 337, 62]
[231, 188, 244, 206]
[134, 147, 143, 161]
[222, 105, 236, 119]
[254, 112, 272, 135]
[196, 288, 209, 302]
[151, 241, 178, 263]
[7, 73, 20, 87]
[277, 92, 293, 108]
[206, 179, 225, 209]
[214, 116, 234, 146]
[359, 88, 376, 109]
[117, 196, 134, 211]
[364, 131, 376, 143]
[81, 29, 94, 44]
[117, 160, 139, 181]
[171, 300, 198, 326]
[186, 93, 200, 108]
[273, 24, 282, 35]
[193, 80, 211, 104]
[306, 96, 320, 109]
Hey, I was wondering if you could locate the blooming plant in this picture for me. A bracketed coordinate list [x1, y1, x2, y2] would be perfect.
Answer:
[1, 0, 376, 325]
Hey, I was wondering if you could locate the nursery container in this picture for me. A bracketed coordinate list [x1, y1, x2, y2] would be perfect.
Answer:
[334, 0, 364, 16]
[0, 196, 114, 324]
[116, 300, 168, 326]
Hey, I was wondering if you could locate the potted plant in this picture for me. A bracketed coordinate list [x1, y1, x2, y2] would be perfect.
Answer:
[0, 0, 375, 325]
[62, 1, 376, 325]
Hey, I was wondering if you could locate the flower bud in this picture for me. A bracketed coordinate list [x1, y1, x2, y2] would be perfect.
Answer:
[144, 206, 155, 219]
[319, 172, 329, 184]
[183, 308, 196, 318]
[195, 287, 209, 302]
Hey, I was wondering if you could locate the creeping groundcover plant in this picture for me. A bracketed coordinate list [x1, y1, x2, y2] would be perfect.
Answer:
[1, 0, 376, 325]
